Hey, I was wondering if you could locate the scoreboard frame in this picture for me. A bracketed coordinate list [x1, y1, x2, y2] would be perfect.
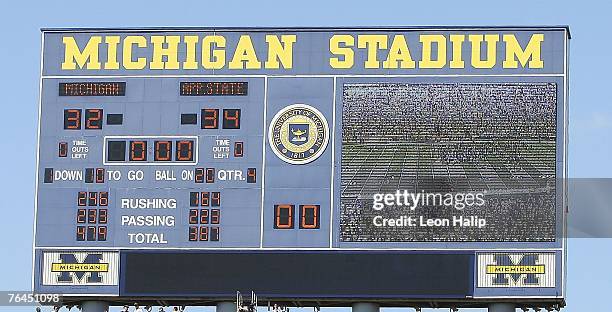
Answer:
[33, 26, 570, 308]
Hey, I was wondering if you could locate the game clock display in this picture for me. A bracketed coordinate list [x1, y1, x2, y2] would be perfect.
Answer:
[105, 138, 196, 163]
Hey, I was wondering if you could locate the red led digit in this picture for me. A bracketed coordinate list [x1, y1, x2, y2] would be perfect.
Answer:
[88, 192, 97, 206]
[247, 168, 256, 183]
[211, 209, 220, 224]
[130, 141, 147, 161]
[222, 109, 240, 129]
[200, 209, 209, 224]
[176, 140, 194, 161]
[210, 227, 220, 241]
[211, 192, 220, 206]
[86, 226, 97, 241]
[199, 226, 209, 241]
[154, 141, 172, 161]
[59, 142, 68, 157]
[190, 192, 199, 206]
[64, 109, 81, 130]
[189, 209, 198, 224]
[76, 226, 86, 241]
[98, 209, 108, 224]
[188, 226, 198, 241]
[99, 192, 108, 206]
[85, 109, 103, 129]
[95, 168, 105, 183]
[205, 168, 215, 183]
[234, 141, 243, 157]
[202, 109, 219, 129]
[274, 204, 294, 229]
[88, 209, 97, 224]
[97, 226, 107, 241]
[78, 191, 87, 206]
[195, 168, 204, 183]
[200, 192, 210, 207]
[76, 209, 86, 223]
[300, 205, 320, 229]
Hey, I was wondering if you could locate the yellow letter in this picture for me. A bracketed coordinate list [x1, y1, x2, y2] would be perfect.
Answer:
[329, 35, 354, 69]
[357, 35, 387, 69]
[123, 36, 147, 70]
[229, 35, 261, 69]
[150, 35, 181, 70]
[104, 36, 120, 70]
[265, 35, 296, 69]
[62, 36, 101, 70]
[449, 34, 465, 69]
[419, 34, 446, 68]
[503, 34, 544, 68]
[183, 36, 199, 70]
[202, 35, 226, 70]
[469, 34, 499, 68]
[382, 35, 415, 69]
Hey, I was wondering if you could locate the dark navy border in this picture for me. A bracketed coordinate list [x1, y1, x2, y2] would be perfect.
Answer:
[40, 26, 571, 39]
[119, 249, 475, 298]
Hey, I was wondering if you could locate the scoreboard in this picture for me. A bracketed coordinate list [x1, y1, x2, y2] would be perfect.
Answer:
[33, 27, 569, 307]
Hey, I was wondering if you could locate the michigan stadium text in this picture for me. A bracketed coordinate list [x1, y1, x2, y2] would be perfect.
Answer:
[60, 33, 544, 70]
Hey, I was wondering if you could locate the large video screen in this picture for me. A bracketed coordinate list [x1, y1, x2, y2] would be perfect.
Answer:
[340, 83, 557, 242]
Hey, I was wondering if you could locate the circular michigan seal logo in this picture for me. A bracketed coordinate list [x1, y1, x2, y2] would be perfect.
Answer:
[268, 104, 329, 165]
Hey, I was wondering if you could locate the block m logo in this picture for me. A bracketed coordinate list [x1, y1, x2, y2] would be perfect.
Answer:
[52, 253, 109, 284]
[487, 254, 545, 286]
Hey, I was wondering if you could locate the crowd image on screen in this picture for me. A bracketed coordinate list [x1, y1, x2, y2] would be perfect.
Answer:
[340, 83, 558, 242]
[342, 83, 556, 144]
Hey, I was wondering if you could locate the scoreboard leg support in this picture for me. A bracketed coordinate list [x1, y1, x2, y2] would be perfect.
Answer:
[217, 301, 237, 312]
[352, 302, 379, 312]
[81, 301, 109, 312]
[488, 303, 515, 312]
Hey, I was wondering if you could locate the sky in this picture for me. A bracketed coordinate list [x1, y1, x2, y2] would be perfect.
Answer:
[0, 0, 610, 311]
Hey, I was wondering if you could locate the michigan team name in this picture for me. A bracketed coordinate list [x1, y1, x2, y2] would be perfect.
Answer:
[61, 33, 544, 71]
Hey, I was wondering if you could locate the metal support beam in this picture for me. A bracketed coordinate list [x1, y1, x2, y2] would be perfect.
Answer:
[81, 301, 109, 312]
[218, 301, 237, 312]
[489, 303, 515, 312]
[352, 302, 379, 312]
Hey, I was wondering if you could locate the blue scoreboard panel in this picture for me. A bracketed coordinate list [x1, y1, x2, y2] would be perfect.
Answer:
[34, 27, 569, 307]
